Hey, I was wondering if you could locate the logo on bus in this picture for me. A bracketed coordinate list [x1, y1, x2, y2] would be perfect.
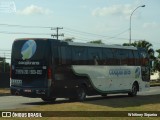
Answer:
[21, 40, 37, 60]
[109, 69, 131, 77]
[135, 67, 140, 78]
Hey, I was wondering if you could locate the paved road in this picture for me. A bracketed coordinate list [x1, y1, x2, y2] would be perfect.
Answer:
[0, 87, 160, 110]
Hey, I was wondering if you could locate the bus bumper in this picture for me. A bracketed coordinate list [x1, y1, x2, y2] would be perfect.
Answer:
[10, 86, 49, 98]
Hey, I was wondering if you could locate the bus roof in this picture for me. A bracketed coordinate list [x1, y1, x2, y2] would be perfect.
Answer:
[14, 38, 137, 50]
[67, 41, 137, 50]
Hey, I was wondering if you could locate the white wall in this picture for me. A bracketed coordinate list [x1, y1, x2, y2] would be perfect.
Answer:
[151, 71, 160, 80]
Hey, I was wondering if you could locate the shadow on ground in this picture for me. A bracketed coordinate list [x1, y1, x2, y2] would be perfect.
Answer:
[22, 94, 160, 108]
[84, 94, 160, 108]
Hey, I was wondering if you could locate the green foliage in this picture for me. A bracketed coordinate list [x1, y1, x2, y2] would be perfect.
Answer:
[88, 40, 104, 44]
[64, 37, 75, 42]
[123, 40, 159, 72]
[0, 58, 10, 73]
[123, 40, 154, 56]
[153, 49, 160, 72]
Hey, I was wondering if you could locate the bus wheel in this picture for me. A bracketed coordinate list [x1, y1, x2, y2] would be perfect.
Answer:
[76, 87, 86, 101]
[101, 94, 107, 97]
[128, 83, 138, 97]
[41, 97, 56, 102]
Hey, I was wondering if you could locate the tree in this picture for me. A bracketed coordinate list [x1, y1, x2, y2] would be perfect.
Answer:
[123, 40, 154, 60]
[88, 40, 104, 44]
[64, 37, 75, 42]
[154, 49, 160, 72]
[0, 57, 10, 73]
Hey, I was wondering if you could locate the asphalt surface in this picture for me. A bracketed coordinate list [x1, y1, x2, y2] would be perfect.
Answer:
[0, 87, 160, 110]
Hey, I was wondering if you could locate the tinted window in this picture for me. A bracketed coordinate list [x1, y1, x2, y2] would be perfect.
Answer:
[72, 46, 87, 65]
[12, 39, 48, 61]
[102, 48, 114, 65]
[128, 50, 135, 65]
[139, 49, 148, 66]
[133, 50, 140, 65]
[52, 46, 60, 65]
[11, 39, 50, 79]
[60, 46, 71, 65]
[88, 48, 102, 65]
[11, 39, 51, 65]
[115, 49, 128, 65]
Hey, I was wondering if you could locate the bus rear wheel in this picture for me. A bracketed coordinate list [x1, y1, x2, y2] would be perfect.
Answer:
[76, 87, 86, 101]
[128, 83, 138, 97]
[101, 94, 107, 97]
[41, 97, 56, 102]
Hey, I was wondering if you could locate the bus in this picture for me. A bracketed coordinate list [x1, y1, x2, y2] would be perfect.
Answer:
[10, 38, 150, 101]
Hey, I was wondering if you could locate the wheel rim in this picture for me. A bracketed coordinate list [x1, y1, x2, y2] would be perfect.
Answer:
[78, 88, 86, 100]
[132, 85, 137, 95]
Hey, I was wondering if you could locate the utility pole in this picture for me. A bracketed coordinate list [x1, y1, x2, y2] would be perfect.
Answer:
[129, 5, 145, 44]
[51, 27, 64, 40]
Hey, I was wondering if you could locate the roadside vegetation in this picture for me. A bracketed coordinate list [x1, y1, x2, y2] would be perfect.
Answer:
[0, 88, 10, 95]
[150, 79, 160, 86]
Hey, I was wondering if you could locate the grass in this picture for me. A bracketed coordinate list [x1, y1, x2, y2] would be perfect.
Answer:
[1, 94, 159, 120]
[9, 94, 160, 111]
[0, 88, 10, 96]
[150, 80, 160, 87]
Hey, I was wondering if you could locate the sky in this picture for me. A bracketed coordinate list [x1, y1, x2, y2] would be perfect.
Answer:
[0, 0, 160, 61]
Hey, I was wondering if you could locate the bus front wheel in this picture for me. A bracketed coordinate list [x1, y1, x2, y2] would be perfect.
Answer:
[128, 83, 138, 97]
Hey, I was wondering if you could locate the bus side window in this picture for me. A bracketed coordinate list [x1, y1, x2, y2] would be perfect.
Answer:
[72, 46, 87, 65]
[121, 50, 128, 65]
[112, 49, 118, 65]
[128, 50, 134, 65]
[139, 50, 148, 66]
[60, 46, 71, 65]
[88, 48, 102, 65]
[102, 48, 114, 65]
[133, 50, 140, 65]
[115, 49, 128, 65]
[52, 46, 60, 65]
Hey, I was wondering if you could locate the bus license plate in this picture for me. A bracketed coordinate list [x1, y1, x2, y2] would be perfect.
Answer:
[24, 89, 32, 93]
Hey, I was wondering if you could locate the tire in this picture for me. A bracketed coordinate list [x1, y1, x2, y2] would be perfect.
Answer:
[101, 94, 107, 97]
[41, 97, 56, 102]
[76, 87, 86, 101]
[128, 83, 138, 97]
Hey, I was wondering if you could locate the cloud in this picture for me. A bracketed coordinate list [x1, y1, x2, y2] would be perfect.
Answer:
[143, 22, 160, 29]
[92, 4, 134, 18]
[17, 5, 52, 15]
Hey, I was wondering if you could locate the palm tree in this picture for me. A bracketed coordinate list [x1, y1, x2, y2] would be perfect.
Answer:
[123, 40, 154, 60]
[154, 49, 160, 72]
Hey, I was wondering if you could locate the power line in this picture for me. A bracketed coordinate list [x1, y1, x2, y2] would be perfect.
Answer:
[0, 31, 52, 35]
[51, 27, 64, 40]
[107, 29, 129, 40]
[64, 29, 139, 42]
[64, 27, 140, 41]
[0, 23, 52, 29]
[0, 49, 11, 51]
[64, 27, 112, 38]
[0, 23, 128, 39]
[0, 23, 158, 44]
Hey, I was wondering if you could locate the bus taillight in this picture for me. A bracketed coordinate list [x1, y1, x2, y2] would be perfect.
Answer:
[47, 68, 52, 79]
[10, 65, 12, 78]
